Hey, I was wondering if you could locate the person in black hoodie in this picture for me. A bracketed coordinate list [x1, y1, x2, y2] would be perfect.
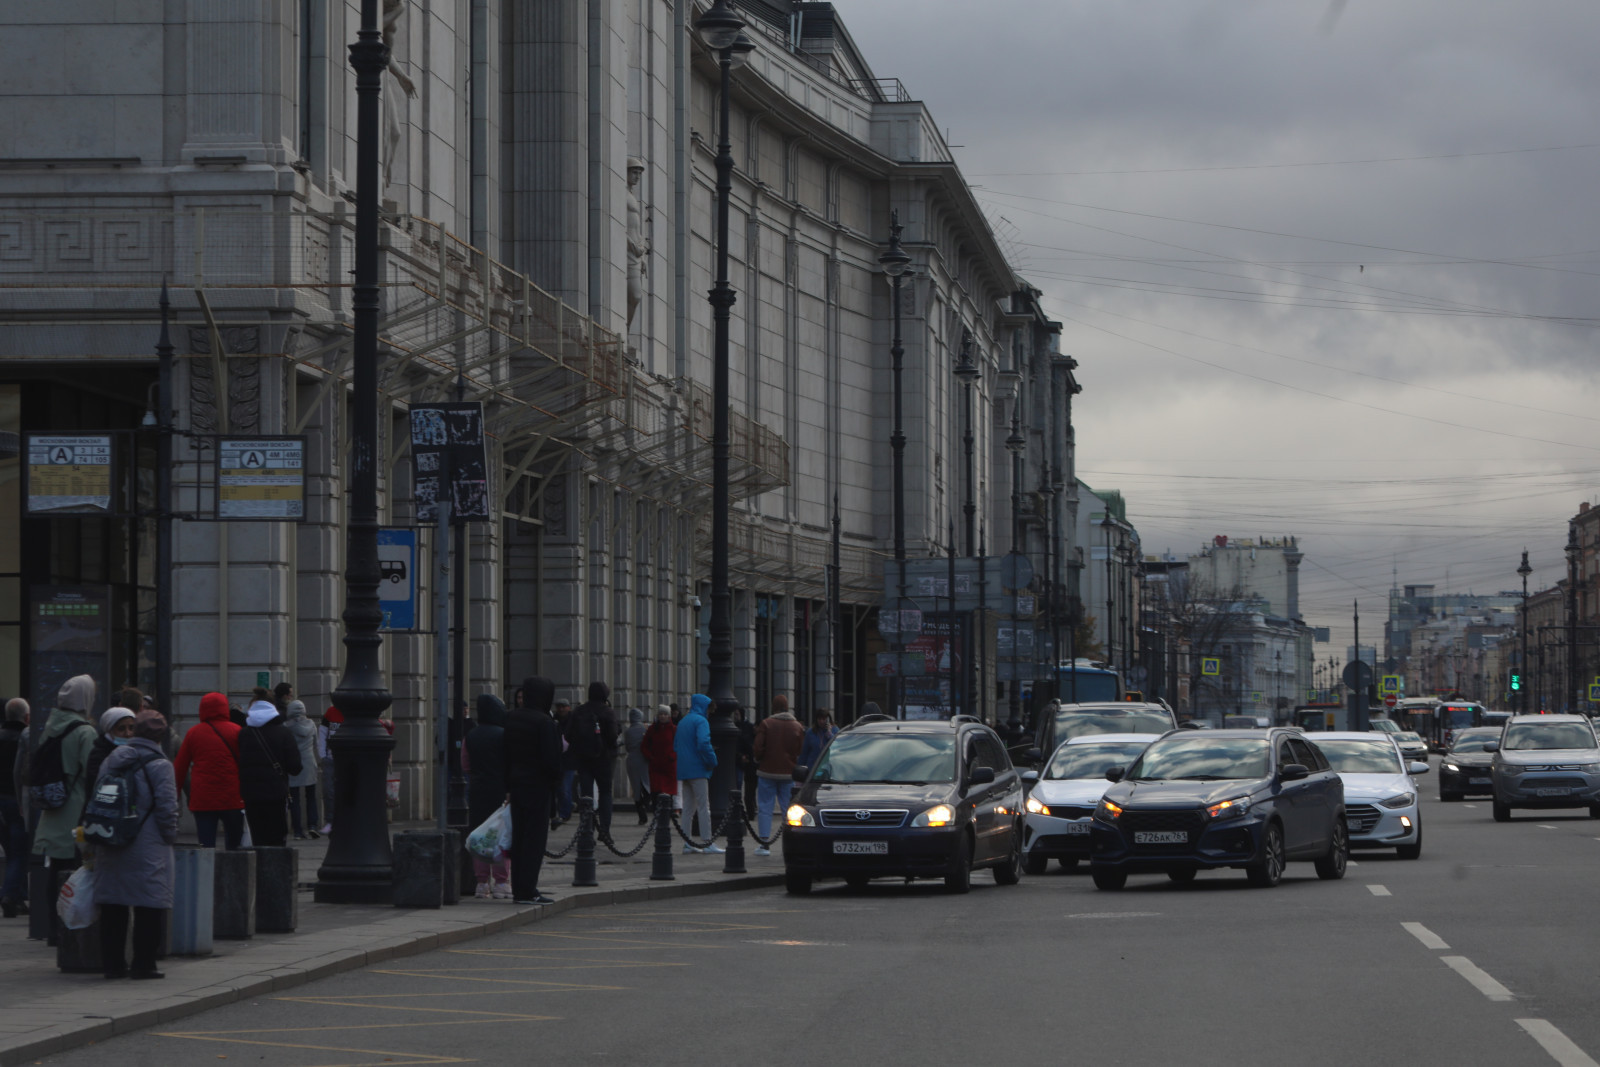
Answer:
[566, 681, 620, 837]
[238, 687, 303, 847]
[504, 677, 563, 905]
[463, 693, 510, 898]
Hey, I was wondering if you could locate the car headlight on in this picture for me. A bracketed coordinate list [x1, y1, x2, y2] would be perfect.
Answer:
[1095, 798, 1123, 822]
[1205, 795, 1252, 820]
[1379, 792, 1416, 809]
[1025, 794, 1050, 816]
[911, 804, 955, 828]
[1443, 763, 1460, 773]
[785, 805, 814, 827]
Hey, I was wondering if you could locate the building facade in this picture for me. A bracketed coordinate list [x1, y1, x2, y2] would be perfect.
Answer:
[0, 0, 1076, 814]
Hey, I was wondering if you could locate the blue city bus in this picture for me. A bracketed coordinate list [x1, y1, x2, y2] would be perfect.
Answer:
[1056, 661, 1124, 705]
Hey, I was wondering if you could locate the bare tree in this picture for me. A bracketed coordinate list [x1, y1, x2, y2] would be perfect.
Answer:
[1144, 569, 1253, 718]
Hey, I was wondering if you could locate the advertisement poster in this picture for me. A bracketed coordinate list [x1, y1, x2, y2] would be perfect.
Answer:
[900, 612, 968, 720]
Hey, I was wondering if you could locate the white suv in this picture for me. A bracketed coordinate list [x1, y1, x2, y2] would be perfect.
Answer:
[1488, 715, 1600, 821]
[1307, 732, 1427, 860]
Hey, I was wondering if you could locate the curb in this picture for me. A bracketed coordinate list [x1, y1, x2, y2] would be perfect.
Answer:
[0, 873, 784, 1066]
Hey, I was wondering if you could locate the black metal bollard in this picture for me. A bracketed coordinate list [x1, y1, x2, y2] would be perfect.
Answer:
[723, 787, 747, 875]
[650, 793, 675, 881]
[572, 795, 599, 887]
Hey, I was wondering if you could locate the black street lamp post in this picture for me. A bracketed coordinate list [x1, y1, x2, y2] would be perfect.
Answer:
[696, 0, 750, 832]
[1518, 549, 1532, 714]
[1005, 406, 1026, 743]
[880, 211, 912, 718]
[316, 0, 396, 904]
[1568, 525, 1581, 713]
[955, 330, 978, 557]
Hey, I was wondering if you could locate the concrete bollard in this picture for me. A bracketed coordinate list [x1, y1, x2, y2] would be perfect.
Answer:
[392, 832, 446, 908]
[571, 796, 598, 888]
[212, 848, 256, 940]
[170, 846, 215, 956]
[254, 846, 298, 933]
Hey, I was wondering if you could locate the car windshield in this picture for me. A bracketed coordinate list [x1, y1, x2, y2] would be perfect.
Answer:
[1502, 722, 1598, 751]
[1315, 739, 1403, 774]
[1057, 709, 1174, 741]
[1127, 738, 1271, 781]
[1370, 719, 1401, 734]
[814, 732, 957, 783]
[1396, 732, 1422, 743]
[1449, 731, 1500, 754]
[1045, 741, 1151, 780]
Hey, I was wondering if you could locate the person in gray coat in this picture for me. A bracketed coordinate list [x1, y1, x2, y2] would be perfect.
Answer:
[284, 700, 320, 839]
[623, 708, 650, 824]
[94, 708, 179, 980]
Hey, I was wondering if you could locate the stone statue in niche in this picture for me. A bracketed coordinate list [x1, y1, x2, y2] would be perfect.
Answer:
[625, 157, 650, 332]
[381, 0, 418, 190]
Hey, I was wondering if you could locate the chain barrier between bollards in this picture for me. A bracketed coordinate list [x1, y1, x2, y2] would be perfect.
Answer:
[742, 815, 784, 848]
[597, 809, 659, 859]
[669, 805, 737, 851]
[543, 824, 581, 860]
[650, 793, 675, 881]
[571, 796, 598, 887]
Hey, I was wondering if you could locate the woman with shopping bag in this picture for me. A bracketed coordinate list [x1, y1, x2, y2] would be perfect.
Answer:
[92, 709, 179, 979]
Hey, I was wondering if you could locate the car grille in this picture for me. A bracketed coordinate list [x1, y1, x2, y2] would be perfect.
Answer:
[1346, 804, 1381, 834]
[1042, 804, 1095, 819]
[1521, 777, 1587, 790]
[1121, 809, 1205, 839]
[819, 809, 908, 828]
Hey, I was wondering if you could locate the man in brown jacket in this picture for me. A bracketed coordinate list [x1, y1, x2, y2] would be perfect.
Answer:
[752, 696, 805, 854]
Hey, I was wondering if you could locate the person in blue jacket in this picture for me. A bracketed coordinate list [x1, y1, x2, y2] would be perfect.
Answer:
[674, 694, 720, 854]
[798, 710, 838, 771]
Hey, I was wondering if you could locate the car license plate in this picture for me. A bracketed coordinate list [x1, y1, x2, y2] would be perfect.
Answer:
[833, 840, 888, 855]
[1470, 777, 1491, 785]
[1133, 831, 1186, 844]
[1537, 787, 1571, 797]
[1063, 822, 1091, 835]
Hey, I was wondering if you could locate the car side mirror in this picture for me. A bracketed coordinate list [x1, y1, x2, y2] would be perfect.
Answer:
[1280, 763, 1309, 782]
[792, 765, 809, 782]
[1025, 747, 1044, 764]
[1105, 765, 1125, 783]
[1483, 741, 1499, 753]
[1408, 761, 1430, 775]
[1020, 769, 1040, 783]
[967, 766, 996, 787]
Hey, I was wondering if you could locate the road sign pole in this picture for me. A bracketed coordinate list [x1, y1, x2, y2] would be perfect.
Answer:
[433, 491, 451, 832]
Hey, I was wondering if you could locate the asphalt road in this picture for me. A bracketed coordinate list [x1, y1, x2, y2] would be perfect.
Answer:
[37, 761, 1600, 1067]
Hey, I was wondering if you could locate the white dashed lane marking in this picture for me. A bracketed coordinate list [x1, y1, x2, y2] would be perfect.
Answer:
[1401, 922, 1448, 950]
[1367, 884, 1391, 897]
[1539, 824, 1558, 830]
[1518, 1020, 1600, 1067]
[1463, 804, 1478, 809]
[1442, 955, 1515, 1002]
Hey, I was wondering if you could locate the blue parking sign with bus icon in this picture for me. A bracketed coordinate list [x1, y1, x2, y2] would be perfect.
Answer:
[377, 529, 416, 630]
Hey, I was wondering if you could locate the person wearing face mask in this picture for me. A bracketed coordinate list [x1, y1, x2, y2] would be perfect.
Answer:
[93, 709, 178, 980]
[86, 707, 138, 787]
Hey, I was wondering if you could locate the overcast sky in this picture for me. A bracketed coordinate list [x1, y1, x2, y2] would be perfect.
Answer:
[842, 0, 1600, 657]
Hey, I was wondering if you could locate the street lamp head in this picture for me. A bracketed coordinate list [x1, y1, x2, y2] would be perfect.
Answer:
[955, 328, 979, 383]
[1005, 412, 1026, 456]
[879, 209, 912, 278]
[695, 0, 745, 51]
[1518, 548, 1532, 579]
[727, 32, 756, 70]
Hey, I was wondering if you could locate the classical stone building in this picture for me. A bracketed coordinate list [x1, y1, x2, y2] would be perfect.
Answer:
[0, 0, 1078, 816]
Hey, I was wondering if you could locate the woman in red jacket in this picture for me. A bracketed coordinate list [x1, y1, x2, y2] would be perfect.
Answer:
[640, 705, 678, 805]
[172, 692, 245, 849]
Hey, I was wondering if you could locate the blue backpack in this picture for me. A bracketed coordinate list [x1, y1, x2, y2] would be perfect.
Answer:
[81, 754, 158, 847]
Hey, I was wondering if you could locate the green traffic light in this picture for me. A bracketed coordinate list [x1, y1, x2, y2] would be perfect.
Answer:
[1510, 673, 1522, 691]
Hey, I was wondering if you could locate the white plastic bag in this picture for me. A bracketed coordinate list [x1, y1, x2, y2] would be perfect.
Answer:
[467, 803, 512, 861]
[57, 866, 98, 930]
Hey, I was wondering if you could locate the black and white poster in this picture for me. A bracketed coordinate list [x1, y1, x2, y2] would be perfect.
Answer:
[410, 402, 489, 522]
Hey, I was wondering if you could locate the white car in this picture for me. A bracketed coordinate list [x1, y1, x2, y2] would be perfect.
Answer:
[1020, 733, 1160, 874]
[1308, 731, 1428, 860]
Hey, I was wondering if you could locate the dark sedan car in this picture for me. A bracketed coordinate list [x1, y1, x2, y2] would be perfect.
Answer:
[1438, 727, 1500, 801]
[782, 716, 1025, 895]
[1089, 728, 1348, 889]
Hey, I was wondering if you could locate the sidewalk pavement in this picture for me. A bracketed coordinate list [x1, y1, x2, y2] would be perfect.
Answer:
[0, 817, 783, 1067]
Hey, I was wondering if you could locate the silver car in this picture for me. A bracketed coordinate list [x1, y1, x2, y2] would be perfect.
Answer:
[1488, 715, 1600, 821]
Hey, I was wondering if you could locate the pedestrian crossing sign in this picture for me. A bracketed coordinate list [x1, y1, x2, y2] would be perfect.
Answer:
[1381, 675, 1401, 694]
[1589, 683, 1600, 703]
[1201, 657, 1221, 676]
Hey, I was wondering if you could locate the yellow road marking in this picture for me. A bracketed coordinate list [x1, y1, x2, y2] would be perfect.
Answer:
[516, 931, 728, 949]
[151, 1031, 471, 1065]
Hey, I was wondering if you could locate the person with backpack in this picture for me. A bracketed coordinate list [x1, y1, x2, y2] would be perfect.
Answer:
[238, 688, 302, 847]
[1, 697, 30, 918]
[91, 708, 178, 980]
[172, 692, 246, 849]
[565, 681, 620, 837]
[30, 674, 99, 865]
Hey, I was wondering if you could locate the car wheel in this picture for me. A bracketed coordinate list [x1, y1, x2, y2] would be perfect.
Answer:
[844, 875, 870, 890]
[944, 836, 973, 894]
[1166, 867, 1196, 884]
[1246, 821, 1286, 888]
[1314, 819, 1349, 880]
[1493, 800, 1511, 822]
[1396, 824, 1422, 860]
[993, 828, 1023, 886]
[1091, 864, 1126, 891]
[1023, 851, 1049, 876]
[1058, 857, 1080, 871]
[784, 871, 812, 896]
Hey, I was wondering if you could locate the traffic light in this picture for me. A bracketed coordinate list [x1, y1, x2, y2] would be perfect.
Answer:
[1510, 672, 1522, 692]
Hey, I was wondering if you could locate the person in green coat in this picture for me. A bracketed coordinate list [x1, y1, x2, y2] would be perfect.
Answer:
[30, 674, 98, 862]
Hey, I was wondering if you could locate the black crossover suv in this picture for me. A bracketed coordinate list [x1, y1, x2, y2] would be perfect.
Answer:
[1089, 727, 1348, 889]
[782, 716, 1026, 894]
